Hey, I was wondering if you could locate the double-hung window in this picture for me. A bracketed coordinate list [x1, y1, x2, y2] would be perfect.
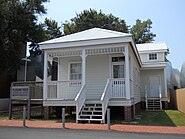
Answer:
[70, 63, 82, 80]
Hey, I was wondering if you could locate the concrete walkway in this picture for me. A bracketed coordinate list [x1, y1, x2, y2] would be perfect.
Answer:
[0, 119, 185, 135]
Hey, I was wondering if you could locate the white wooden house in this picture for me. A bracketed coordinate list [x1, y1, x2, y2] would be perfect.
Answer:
[137, 43, 168, 110]
[39, 28, 168, 122]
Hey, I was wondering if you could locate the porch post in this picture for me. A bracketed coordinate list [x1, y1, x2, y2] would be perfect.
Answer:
[81, 49, 86, 85]
[125, 46, 130, 99]
[164, 67, 167, 98]
[43, 51, 48, 100]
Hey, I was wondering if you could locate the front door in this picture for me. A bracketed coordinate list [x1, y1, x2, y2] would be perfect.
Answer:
[149, 76, 160, 97]
[111, 61, 125, 98]
[112, 64, 124, 78]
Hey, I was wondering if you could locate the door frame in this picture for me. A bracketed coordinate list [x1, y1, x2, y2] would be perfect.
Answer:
[149, 75, 161, 98]
[109, 55, 125, 78]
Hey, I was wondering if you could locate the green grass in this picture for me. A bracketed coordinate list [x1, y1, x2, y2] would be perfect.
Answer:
[128, 110, 185, 126]
[1, 109, 185, 126]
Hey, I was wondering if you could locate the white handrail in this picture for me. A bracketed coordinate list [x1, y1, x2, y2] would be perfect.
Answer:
[75, 84, 86, 121]
[145, 86, 148, 110]
[159, 85, 162, 110]
[101, 79, 110, 123]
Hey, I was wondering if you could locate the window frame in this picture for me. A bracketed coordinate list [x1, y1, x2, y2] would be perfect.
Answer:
[68, 61, 82, 81]
[149, 53, 158, 61]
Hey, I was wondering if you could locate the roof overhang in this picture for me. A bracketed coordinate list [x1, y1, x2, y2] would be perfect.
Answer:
[39, 36, 132, 50]
[141, 62, 167, 70]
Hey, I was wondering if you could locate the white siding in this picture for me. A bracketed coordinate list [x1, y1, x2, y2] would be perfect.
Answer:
[140, 69, 166, 99]
[58, 56, 81, 81]
[58, 56, 81, 99]
[129, 45, 141, 104]
[86, 55, 109, 99]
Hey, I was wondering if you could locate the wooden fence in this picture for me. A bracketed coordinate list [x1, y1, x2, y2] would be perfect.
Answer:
[170, 88, 185, 114]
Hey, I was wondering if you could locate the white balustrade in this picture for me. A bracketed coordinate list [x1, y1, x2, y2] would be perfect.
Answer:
[75, 84, 86, 120]
[47, 80, 82, 99]
[110, 78, 126, 98]
[101, 79, 110, 123]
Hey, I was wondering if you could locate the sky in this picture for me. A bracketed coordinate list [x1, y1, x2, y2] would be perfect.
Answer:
[38, 0, 185, 70]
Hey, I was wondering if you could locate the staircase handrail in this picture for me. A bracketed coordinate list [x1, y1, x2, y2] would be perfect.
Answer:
[159, 85, 162, 110]
[101, 79, 110, 123]
[145, 86, 148, 110]
[75, 83, 86, 120]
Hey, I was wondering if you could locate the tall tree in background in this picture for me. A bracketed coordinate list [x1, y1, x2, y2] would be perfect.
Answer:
[63, 9, 129, 35]
[29, 18, 62, 56]
[0, 0, 48, 74]
[130, 19, 156, 44]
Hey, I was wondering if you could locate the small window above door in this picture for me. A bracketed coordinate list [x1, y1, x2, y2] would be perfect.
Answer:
[112, 56, 125, 62]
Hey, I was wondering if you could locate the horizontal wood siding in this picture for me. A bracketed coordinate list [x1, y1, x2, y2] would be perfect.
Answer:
[58, 56, 81, 81]
[86, 55, 109, 99]
[58, 56, 81, 99]
[140, 69, 165, 98]
[129, 45, 141, 104]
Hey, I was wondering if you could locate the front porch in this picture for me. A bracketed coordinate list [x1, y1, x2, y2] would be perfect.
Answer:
[43, 45, 133, 123]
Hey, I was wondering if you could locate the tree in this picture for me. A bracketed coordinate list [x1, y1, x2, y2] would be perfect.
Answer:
[44, 18, 62, 39]
[130, 19, 156, 44]
[63, 9, 129, 35]
[29, 18, 63, 56]
[0, 0, 48, 74]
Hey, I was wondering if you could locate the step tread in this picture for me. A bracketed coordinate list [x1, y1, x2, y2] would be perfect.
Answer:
[80, 114, 102, 117]
[78, 118, 103, 121]
[81, 110, 102, 112]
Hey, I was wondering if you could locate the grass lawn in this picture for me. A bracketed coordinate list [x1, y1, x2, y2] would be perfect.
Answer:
[120, 110, 185, 126]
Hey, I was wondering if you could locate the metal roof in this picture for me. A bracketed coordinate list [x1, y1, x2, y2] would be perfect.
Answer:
[136, 42, 168, 52]
[39, 28, 131, 45]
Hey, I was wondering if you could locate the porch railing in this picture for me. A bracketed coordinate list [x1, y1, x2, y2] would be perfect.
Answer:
[109, 78, 126, 98]
[101, 79, 110, 123]
[47, 80, 82, 99]
[11, 81, 43, 99]
[75, 83, 86, 121]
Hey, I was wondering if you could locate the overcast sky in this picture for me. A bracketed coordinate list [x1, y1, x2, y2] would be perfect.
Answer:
[38, 0, 185, 70]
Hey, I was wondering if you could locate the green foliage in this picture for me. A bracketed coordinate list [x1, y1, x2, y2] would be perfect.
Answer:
[0, 0, 49, 74]
[44, 18, 62, 39]
[130, 19, 156, 44]
[63, 9, 129, 35]
[29, 18, 62, 56]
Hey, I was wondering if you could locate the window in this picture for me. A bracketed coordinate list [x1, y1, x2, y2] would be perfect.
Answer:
[70, 63, 82, 80]
[112, 56, 125, 62]
[149, 53, 157, 60]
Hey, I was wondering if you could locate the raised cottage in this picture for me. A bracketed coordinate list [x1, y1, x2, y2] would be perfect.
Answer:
[39, 28, 168, 122]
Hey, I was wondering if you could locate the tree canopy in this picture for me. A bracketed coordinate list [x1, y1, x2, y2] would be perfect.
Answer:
[29, 18, 62, 56]
[0, 5, 156, 75]
[130, 19, 156, 44]
[0, 0, 49, 74]
[63, 9, 156, 44]
[63, 9, 129, 35]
